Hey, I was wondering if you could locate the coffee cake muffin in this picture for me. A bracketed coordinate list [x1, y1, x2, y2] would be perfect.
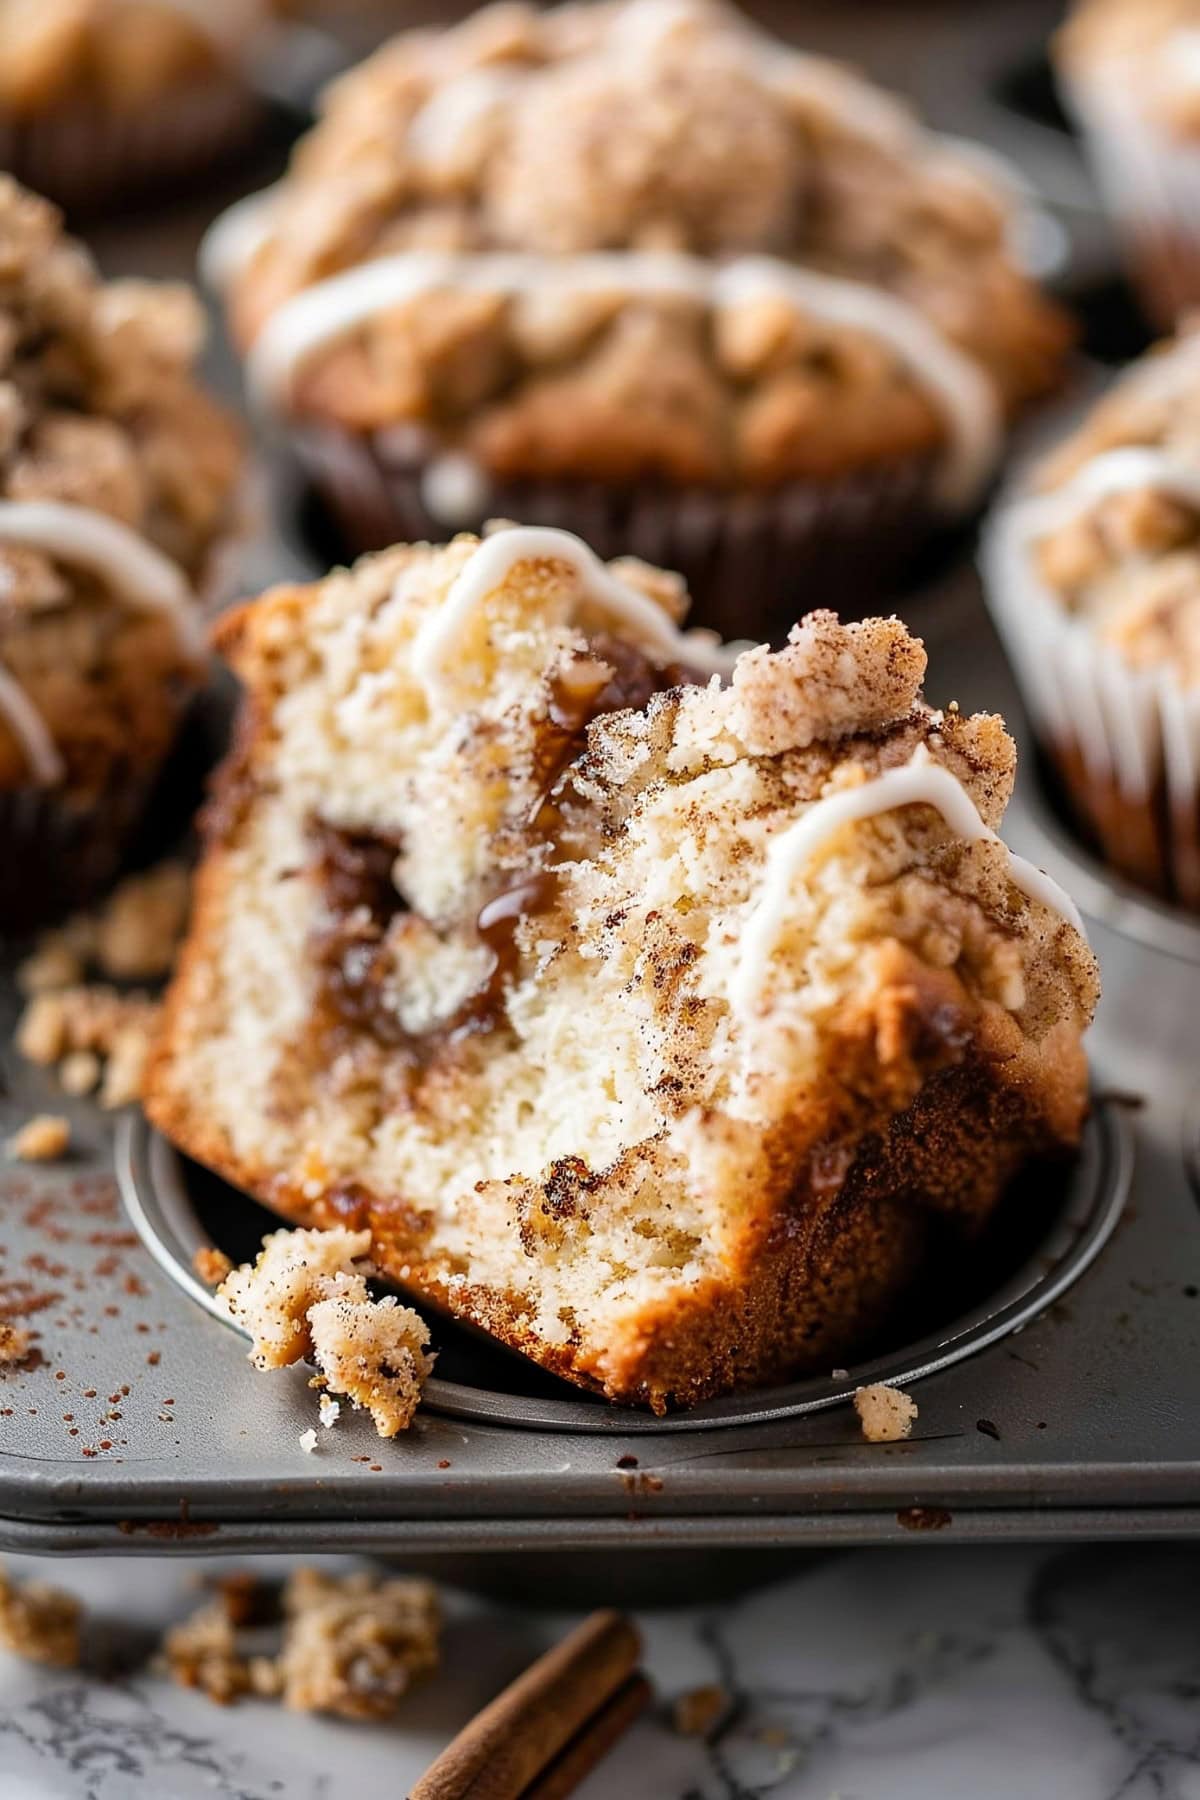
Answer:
[0, 178, 243, 929]
[983, 328, 1200, 909]
[1057, 0, 1200, 327]
[0, 0, 272, 216]
[145, 524, 1098, 1411]
[204, 0, 1071, 638]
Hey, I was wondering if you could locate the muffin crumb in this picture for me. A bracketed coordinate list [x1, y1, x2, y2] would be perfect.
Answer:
[6, 1114, 70, 1162]
[0, 1323, 33, 1366]
[216, 1227, 373, 1369]
[15, 984, 160, 1109]
[298, 1428, 318, 1454]
[0, 1565, 82, 1667]
[193, 1245, 234, 1287]
[672, 1684, 731, 1738]
[162, 1599, 253, 1706]
[276, 1568, 439, 1720]
[307, 1290, 433, 1438]
[854, 1383, 919, 1443]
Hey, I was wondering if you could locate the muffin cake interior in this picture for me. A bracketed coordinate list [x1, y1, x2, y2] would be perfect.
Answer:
[147, 527, 1098, 1409]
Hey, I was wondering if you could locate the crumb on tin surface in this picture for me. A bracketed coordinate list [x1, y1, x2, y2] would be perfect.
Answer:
[6, 1114, 70, 1162]
[853, 1382, 918, 1443]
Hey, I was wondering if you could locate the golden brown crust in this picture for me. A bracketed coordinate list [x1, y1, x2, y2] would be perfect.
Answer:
[0, 0, 257, 116]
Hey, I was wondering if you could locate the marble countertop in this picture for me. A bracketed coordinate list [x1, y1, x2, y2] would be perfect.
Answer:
[2, 1544, 1197, 1799]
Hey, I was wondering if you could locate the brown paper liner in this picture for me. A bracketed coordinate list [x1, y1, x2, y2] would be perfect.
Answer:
[1047, 740, 1200, 912]
[0, 765, 159, 935]
[0, 73, 262, 218]
[294, 425, 941, 643]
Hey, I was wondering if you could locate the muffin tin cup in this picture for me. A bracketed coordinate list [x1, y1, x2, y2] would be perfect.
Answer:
[981, 499, 1200, 912]
[1062, 71, 1200, 329]
[0, 73, 262, 219]
[293, 424, 940, 643]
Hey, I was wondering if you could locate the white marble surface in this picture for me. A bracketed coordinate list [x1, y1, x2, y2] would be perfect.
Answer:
[2, 1545, 1198, 1799]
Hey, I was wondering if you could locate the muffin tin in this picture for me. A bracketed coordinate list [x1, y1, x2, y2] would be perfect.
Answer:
[1, 0, 1199, 1556]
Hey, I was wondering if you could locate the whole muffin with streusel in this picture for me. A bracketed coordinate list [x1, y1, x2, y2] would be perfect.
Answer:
[982, 326, 1200, 909]
[206, 0, 1071, 639]
[0, 177, 243, 930]
[1056, 0, 1200, 328]
[0, 0, 273, 217]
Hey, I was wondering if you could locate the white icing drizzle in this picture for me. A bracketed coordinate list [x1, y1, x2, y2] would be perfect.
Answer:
[245, 249, 999, 508]
[411, 524, 741, 688]
[198, 183, 282, 293]
[0, 502, 202, 785]
[0, 663, 63, 786]
[730, 745, 1083, 1019]
[406, 67, 524, 173]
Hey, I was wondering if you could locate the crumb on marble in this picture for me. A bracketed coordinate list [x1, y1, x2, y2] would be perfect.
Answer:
[0, 1565, 82, 1667]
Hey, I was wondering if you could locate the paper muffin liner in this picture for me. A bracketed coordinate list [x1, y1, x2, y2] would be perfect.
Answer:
[1063, 70, 1200, 330]
[292, 424, 941, 643]
[981, 493, 1200, 911]
[0, 72, 262, 219]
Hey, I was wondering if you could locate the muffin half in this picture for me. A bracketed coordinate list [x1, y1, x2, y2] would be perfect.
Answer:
[145, 524, 1098, 1410]
[0, 178, 243, 929]
[206, 0, 1071, 638]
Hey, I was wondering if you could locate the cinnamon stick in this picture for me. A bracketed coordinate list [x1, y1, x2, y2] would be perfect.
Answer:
[409, 1609, 641, 1800]
[522, 1673, 652, 1800]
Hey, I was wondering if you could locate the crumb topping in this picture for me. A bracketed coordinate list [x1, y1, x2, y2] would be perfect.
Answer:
[1058, 0, 1200, 136]
[222, 0, 1067, 488]
[0, 0, 265, 115]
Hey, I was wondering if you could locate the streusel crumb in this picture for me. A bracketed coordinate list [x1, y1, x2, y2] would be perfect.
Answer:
[672, 1685, 731, 1738]
[853, 1383, 919, 1443]
[0, 1323, 33, 1365]
[0, 1566, 81, 1668]
[217, 1227, 373, 1369]
[307, 1290, 433, 1438]
[193, 1245, 234, 1286]
[276, 1568, 440, 1720]
[6, 1114, 70, 1162]
[162, 1600, 254, 1706]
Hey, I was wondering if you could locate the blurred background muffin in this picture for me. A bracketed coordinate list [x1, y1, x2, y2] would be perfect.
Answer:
[1056, 0, 1200, 328]
[0, 0, 279, 218]
[982, 326, 1200, 910]
[0, 178, 243, 930]
[205, 0, 1072, 640]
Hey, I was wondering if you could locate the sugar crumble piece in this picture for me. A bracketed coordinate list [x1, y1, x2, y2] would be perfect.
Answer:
[14, 984, 160, 1109]
[0, 1565, 82, 1668]
[58, 1049, 102, 1096]
[671, 1685, 731, 1738]
[298, 1428, 318, 1454]
[276, 1567, 440, 1720]
[6, 1114, 70, 1162]
[306, 1290, 433, 1438]
[0, 1323, 32, 1366]
[16, 936, 85, 994]
[318, 1394, 340, 1429]
[853, 1382, 918, 1443]
[161, 1600, 254, 1706]
[92, 861, 191, 982]
[193, 1245, 234, 1287]
[216, 1226, 372, 1370]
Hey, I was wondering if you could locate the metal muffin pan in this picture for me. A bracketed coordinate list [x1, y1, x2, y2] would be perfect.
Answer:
[3, 0, 1200, 1553]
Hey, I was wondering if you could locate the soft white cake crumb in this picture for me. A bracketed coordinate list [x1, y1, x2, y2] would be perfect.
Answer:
[298, 1429, 318, 1454]
[318, 1394, 340, 1429]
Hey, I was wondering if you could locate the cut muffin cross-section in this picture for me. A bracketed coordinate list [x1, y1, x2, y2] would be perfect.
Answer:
[146, 526, 1099, 1411]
